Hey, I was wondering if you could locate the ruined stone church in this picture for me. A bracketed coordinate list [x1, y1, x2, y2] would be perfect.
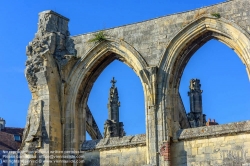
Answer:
[20, 0, 250, 165]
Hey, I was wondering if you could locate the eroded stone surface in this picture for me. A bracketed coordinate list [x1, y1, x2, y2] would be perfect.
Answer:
[21, 1, 250, 165]
[21, 10, 77, 165]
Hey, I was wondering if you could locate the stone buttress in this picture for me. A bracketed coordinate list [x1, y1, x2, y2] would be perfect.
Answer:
[20, 10, 76, 165]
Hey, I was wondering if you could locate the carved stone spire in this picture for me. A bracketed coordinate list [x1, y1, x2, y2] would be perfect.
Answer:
[104, 77, 125, 138]
[108, 77, 120, 122]
[187, 79, 206, 128]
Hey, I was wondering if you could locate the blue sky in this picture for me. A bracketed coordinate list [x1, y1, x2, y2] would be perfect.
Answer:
[0, 0, 249, 139]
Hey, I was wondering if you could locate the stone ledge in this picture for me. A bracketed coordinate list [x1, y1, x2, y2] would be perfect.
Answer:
[82, 134, 146, 151]
[177, 120, 250, 140]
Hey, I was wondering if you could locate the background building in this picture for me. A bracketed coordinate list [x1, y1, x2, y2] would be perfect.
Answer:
[0, 117, 23, 166]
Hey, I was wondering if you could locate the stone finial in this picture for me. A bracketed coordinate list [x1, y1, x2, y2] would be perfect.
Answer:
[189, 79, 202, 92]
[187, 79, 206, 128]
[108, 77, 120, 122]
[111, 77, 117, 87]
[104, 78, 125, 138]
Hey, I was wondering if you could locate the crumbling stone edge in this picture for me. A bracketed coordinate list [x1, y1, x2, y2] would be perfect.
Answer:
[82, 134, 146, 151]
[177, 120, 250, 141]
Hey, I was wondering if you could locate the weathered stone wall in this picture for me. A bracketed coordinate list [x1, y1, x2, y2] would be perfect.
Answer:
[84, 146, 147, 166]
[72, 0, 250, 66]
[22, 0, 250, 165]
[172, 121, 250, 166]
[82, 134, 147, 166]
[69, 3, 250, 164]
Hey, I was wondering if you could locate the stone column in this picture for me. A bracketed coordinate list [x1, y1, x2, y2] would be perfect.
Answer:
[140, 67, 159, 165]
[20, 10, 76, 166]
[157, 71, 177, 166]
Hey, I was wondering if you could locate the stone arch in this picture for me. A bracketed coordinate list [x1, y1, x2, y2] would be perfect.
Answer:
[64, 38, 150, 151]
[159, 15, 250, 138]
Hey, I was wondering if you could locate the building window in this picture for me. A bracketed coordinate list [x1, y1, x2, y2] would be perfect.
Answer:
[13, 135, 21, 142]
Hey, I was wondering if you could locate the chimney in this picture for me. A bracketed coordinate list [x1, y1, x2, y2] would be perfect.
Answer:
[206, 118, 218, 126]
[0, 117, 6, 131]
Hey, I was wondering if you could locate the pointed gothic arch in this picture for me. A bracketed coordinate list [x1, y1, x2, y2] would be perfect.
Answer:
[160, 15, 250, 88]
[159, 15, 250, 138]
[22, 4, 250, 165]
[64, 39, 151, 152]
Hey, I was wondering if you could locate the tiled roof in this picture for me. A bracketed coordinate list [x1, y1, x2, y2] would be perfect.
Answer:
[0, 127, 24, 150]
